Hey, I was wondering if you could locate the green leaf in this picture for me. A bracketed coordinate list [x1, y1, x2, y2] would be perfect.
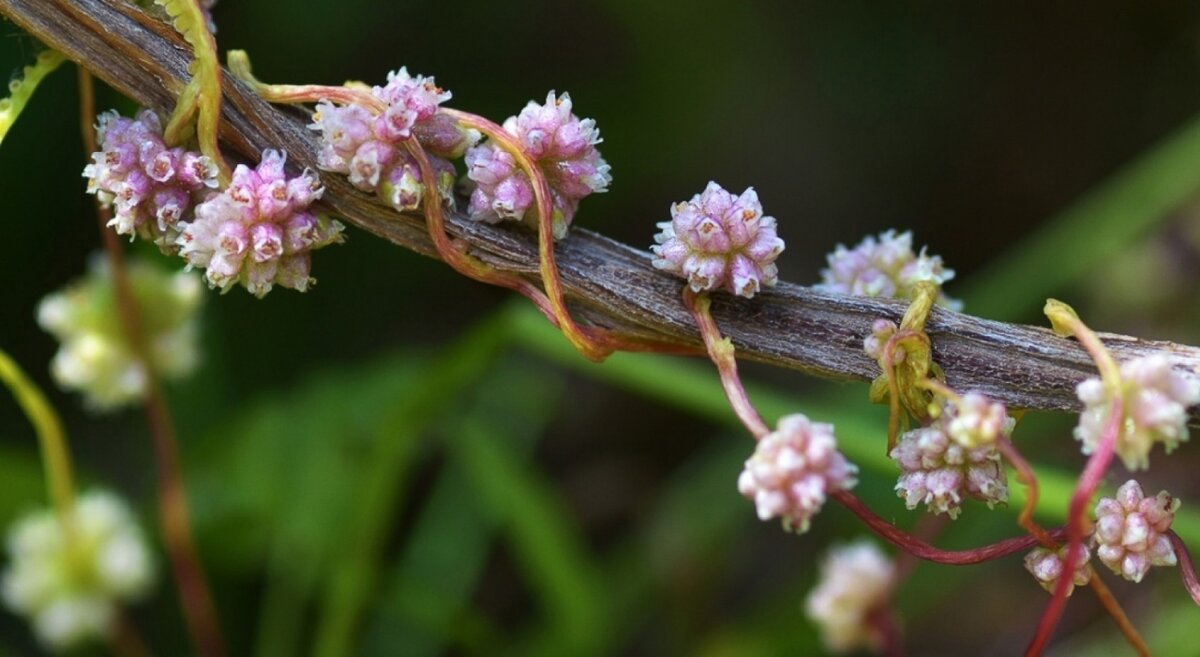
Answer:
[310, 313, 512, 657]
[358, 362, 566, 657]
[450, 404, 608, 657]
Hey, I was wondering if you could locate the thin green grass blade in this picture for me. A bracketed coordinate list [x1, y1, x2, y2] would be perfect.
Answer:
[310, 314, 513, 657]
[358, 362, 565, 657]
[960, 113, 1200, 319]
[450, 410, 609, 656]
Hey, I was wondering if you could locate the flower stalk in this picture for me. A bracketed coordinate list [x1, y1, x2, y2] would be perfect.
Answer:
[682, 289, 769, 439]
[443, 107, 612, 361]
[79, 69, 227, 657]
[1167, 530, 1200, 606]
[0, 350, 76, 525]
[1025, 395, 1123, 656]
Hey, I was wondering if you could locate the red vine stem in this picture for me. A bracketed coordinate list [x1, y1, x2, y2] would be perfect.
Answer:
[681, 288, 770, 439]
[1024, 395, 1123, 657]
[1168, 530, 1200, 606]
[401, 136, 560, 325]
[831, 491, 1064, 565]
[224, 57, 694, 359]
[995, 436, 1059, 548]
[441, 108, 612, 362]
[78, 69, 227, 657]
[994, 435, 1148, 656]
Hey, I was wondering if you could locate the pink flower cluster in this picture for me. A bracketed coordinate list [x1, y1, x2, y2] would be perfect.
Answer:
[651, 182, 786, 298]
[177, 150, 343, 297]
[310, 69, 473, 213]
[890, 419, 1008, 518]
[817, 230, 959, 309]
[1093, 480, 1178, 582]
[1074, 355, 1200, 471]
[737, 414, 857, 533]
[465, 92, 611, 238]
[83, 110, 219, 251]
[1024, 545, 1092, 596]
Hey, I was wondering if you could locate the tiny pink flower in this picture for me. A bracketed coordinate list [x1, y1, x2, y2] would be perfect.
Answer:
[805, 540, 895, 653]
[1074, 355, 1200, 471]
[890, 420, 1008, 518]
[83, 110, 218, 252]
[465, 92, 611, 238]
[176, 150, 343, 297]
[1024, 544, 1092, 596]
[309, 69, 471, 213]
[817, 230, 959, 309]
[651, 182, 786, 298]
[1093, 480, 1178, 583]
[737, 414, 857, 533]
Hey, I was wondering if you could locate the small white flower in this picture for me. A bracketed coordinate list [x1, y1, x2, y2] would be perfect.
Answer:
[1024, 544, 1092, 596]
[805, 540, 895, 653]
[890, 420, 1008, 519]
[1074, 355, 1200, 470]
[1093, 480, 1178, 582]
[37, 255, 203, 411]
[737, 414, 857, 533]
[2, 491, 155, 650]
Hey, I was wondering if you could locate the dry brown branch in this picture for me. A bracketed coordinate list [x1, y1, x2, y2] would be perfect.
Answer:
[5, 0, 1200, 422]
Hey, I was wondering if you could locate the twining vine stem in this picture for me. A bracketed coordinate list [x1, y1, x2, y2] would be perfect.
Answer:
[78, 68, 227, 657]
[6, 0, 1200, 425]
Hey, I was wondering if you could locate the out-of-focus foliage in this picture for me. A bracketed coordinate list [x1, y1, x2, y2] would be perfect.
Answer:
[4, 1, 1200, 655]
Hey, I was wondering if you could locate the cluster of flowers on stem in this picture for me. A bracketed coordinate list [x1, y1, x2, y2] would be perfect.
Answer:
[651, 182, 785, 298]
[465, 92, 612, 238]
[2, 492, 154, 650]
[652, 208, 1200, 653]
[37, 255, 203, 409]
[817, 229, 959, 309]
[85, 110, 342, 297]
[737, 414, 858, 533]
[177, 150, 343, 297]
[1074, 354, 1200, 471]
[310, 69, 469, 213]
[84, 109, 218, 251]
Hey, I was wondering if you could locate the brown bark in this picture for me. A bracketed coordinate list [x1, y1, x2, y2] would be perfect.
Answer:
[5, 0, 1200, 421]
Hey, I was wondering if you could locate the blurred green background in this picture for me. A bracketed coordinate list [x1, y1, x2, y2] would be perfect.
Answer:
[4, 1, 1200, 655]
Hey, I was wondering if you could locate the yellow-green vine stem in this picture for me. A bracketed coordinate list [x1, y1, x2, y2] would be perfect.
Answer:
[227, 50, 386, 112]
[0, 349, 76, 523]
[1044, 299, 1121, 387]
[0, 50, 65, 147]
[154, 0, 230, 182]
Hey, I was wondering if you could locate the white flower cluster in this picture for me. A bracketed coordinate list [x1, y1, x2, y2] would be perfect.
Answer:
[1023, 545, 1092, 596]
[817, 230, 959, 309]
[2, 492, 155, 650]
[1074, 355, 1200, 471]
[805, 540, 894, 653]
[890, 420, 1008, 519]
[737, 414, 858, 533]
[37, 255, 203, 410]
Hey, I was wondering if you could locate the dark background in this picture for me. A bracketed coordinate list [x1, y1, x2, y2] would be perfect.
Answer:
[3, 1, 1200, 655]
